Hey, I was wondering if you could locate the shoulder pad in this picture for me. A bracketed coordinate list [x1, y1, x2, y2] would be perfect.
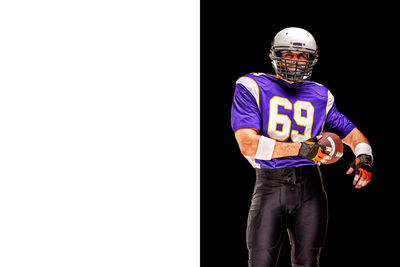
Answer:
[310, 81, 324, 86]
[306, 80, 329, 97]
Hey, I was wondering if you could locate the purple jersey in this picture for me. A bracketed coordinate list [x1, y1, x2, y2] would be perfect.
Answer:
[231, 73, 355, 169]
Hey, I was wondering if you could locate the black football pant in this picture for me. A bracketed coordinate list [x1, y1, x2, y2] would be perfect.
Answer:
[247, 165, 328, 267]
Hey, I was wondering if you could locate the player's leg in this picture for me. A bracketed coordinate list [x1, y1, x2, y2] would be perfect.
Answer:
[246, 194, 286, 267]
[247, 170, 288, 267]
[287, 167, 328, 267]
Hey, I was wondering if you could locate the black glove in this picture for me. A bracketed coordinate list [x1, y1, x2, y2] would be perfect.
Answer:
[346, 154, 373, 189]
[298, 136, 329, 163]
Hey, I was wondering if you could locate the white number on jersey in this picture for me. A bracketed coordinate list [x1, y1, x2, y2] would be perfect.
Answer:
[267, 96, 314, 142]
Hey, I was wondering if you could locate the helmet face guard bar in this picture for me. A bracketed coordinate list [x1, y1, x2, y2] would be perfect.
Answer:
[270, 55, 317, 82]
[269, 44, 319, 82]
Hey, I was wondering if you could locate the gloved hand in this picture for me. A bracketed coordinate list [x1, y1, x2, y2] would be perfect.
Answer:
[346, 154, 373, 189]
[298, 136, 332, 163]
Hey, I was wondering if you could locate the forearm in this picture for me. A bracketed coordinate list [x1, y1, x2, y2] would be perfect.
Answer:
[235, 129, 301, 159]
[271, 142, 301, 158]
[342, 127, 369, 153]
[242, 138, 301, 159]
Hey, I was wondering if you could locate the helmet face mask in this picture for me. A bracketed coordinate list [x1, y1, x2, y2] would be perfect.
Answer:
[269, 28, 319, 82]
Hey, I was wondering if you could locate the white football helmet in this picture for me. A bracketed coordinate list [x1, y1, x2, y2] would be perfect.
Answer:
[269, 27, 319, 82]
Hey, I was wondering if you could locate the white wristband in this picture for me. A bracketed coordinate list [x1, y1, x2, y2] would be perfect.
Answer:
[354, 142, 373, 160]
[254, 136, 276, 160]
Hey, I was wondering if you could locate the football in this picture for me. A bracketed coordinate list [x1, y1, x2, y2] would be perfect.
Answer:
[317, 132, 343, 164]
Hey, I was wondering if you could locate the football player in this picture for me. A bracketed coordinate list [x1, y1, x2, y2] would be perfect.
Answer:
[231, 27, 373, 267]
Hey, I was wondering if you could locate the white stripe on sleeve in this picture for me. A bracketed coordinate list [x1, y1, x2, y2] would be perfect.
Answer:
[236, 77, 260, 110]
[326, 90, 334, 114]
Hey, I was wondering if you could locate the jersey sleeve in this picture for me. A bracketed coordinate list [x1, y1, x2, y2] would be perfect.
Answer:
[323, 102, 355, 139]
[231, 83, 261, 131]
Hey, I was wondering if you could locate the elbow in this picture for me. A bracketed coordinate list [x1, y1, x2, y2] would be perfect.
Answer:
[239, 145, 256, 157]
[234, 129, 260, 157]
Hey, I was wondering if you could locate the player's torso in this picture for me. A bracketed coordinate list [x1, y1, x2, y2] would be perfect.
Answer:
[245, 72, 328, 142]
[238, 72, 329, 168]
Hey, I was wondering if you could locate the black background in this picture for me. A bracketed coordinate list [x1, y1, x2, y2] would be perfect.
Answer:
[201, 2, 397, 267]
